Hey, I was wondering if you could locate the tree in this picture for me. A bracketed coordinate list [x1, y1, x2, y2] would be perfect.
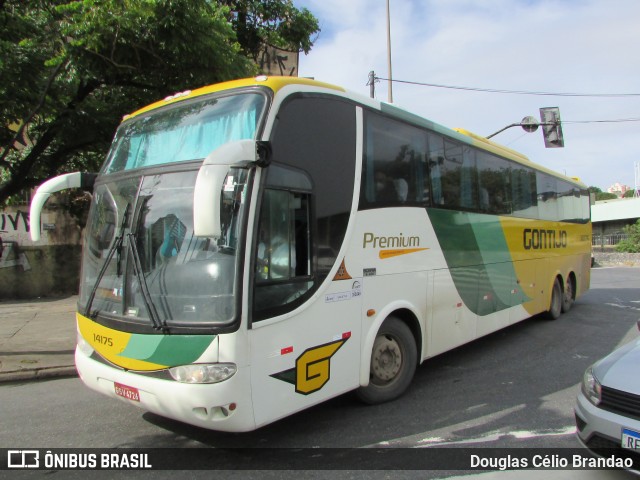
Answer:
[616, 219, 640, 253]
[623, 189, 637, 198]
[0, 0, 319, 205]
[596, 192, 619, 201]
[587, 186, 616, 201]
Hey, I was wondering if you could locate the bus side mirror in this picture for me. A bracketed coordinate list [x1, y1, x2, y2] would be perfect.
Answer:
[30, 172, 97, 241]
[193, 164, 229, 238]
[193, 140, 264, 238]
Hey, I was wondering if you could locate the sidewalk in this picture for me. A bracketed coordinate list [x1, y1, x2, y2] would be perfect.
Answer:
[0, 295, 78, 382]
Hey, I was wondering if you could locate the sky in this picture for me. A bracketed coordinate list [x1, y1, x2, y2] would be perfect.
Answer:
[294, 0, 640, 191]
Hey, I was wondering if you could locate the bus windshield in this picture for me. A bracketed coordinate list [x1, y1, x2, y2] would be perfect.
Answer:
[103, 92, 266, 174]
[79, 167, 251, 329]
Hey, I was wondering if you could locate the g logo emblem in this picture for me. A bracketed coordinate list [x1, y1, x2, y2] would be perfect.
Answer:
[271, 337, 349, 395]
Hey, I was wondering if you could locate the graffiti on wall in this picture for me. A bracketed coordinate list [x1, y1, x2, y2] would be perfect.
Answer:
[0, 241, 31, 271]
[1, 210, 29, 234]
[1, 210, 31, 271]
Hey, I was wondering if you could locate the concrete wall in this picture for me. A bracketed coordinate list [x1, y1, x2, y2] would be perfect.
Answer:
[592, 252, 640, 267]
[0, 205, 83, 299]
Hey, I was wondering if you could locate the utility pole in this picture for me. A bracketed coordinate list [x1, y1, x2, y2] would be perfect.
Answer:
[386, 0, 393, 103]
[368, 71, 376, 99]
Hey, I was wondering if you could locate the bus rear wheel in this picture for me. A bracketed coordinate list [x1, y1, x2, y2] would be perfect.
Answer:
[562, 275, 575, 313]
[357, 316, 417, 405]
[545, 278, 563, 320]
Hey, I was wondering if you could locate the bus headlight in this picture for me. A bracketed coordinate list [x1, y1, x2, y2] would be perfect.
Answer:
[582, 366, 602, 406]
[169, 363, 237, 384]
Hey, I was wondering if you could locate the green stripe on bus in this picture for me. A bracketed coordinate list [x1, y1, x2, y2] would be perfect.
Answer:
[428, 208, 530, 316]
[120, 334, 216, 367]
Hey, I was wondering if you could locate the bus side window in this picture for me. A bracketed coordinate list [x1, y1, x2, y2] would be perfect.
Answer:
[360, 111, 428, 209]
[256, 189, 311, 282]
[427, 133, 444, 206]
[440, 140, 463, 209]
[511, 166, 538, 218]
[537, 172, 559, 221]
[253, 187, 313, 321]
[477, 151, 512, 215]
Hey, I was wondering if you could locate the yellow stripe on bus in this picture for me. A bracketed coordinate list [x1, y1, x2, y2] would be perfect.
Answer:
[77, 313, 167, 371]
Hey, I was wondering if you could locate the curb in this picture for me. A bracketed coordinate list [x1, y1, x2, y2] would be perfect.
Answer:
[0, 365, 77, 384]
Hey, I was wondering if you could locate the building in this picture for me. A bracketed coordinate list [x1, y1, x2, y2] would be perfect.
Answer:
[591, 197, 640, 249]
[606, 182, 631, 197]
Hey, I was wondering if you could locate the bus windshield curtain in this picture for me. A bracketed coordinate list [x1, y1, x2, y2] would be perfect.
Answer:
[125, 109, 257, 170]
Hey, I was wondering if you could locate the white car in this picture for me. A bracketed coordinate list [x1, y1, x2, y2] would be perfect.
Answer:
[575, 322, 640, 465]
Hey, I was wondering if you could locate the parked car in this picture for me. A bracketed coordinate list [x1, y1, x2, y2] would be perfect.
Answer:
[575, 321, 640, 465]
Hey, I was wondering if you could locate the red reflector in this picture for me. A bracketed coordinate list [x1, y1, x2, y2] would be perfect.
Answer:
[342, 331, 351, 339]
[281, 346, 293, 355]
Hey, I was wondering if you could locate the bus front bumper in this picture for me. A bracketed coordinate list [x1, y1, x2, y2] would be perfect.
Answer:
[75, 347, 257, 432]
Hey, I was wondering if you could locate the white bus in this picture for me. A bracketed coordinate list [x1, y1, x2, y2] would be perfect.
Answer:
[30, 76, 591, 432]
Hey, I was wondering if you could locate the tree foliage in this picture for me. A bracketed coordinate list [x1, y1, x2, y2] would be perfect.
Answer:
[588, 186, 617, 201]
[0, 0, 319, 205]
[616, 219, 640, 253]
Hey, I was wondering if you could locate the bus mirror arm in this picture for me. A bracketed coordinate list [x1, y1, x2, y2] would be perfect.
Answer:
[29, 172, 97, 242]
[193, 164, 228, 238]
[255, 141, 272, 167]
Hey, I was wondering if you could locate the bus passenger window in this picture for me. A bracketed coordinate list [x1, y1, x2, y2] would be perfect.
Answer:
[360, 111, 428, 209]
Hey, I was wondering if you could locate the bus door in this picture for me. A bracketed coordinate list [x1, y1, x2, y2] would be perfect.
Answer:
[247, 180, 362, 428]
[246, 94, 361, 428]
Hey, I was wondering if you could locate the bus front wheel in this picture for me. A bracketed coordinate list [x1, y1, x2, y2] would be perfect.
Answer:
[357, 316, 417, 405]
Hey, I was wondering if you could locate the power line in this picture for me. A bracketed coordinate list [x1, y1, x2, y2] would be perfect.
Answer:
[374, 76, 640, 98]
[562, 118, 640, 124]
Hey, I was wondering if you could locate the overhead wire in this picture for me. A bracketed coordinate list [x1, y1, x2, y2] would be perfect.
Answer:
[373, 76, 640, 124]
[374, 76, 640, 98]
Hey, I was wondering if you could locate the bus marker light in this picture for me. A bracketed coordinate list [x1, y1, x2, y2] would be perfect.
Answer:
[281, 346, 293, 355]
[342, 332, 351, 339]
[76, 332, 94, 357]
[367, 309, 376, 317]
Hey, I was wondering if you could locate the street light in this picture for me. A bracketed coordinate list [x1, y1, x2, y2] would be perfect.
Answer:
[486, 108, 564, 148]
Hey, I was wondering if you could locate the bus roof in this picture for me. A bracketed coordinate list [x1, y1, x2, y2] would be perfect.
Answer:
[122, 76, 585, 188]
[123, 76, 345, 120]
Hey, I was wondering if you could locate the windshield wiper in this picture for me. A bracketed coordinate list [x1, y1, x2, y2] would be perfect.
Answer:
[84, 203, 130, 318]
[126, 233, 167, 333]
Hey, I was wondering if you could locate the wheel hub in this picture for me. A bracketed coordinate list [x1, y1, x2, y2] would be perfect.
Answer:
[371, 335, 402, 382]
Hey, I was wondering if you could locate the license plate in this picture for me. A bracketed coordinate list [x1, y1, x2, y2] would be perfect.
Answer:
[114, 382, 140, 402]
[622, 428, 640, 451]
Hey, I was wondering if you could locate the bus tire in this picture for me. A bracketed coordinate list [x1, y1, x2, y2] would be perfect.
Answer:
[561, 275, 575, 313]
[545, 278, 562, 320]
[357, 316, 417, 405]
